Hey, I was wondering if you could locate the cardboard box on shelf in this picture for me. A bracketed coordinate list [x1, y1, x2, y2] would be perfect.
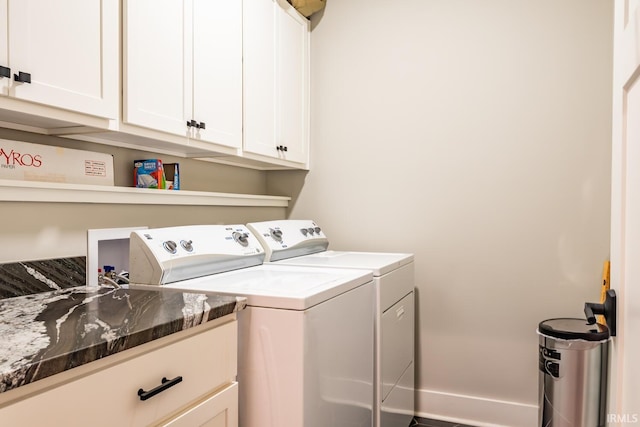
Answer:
[0, 139, 114, 186]
[134, 159, 166, 189]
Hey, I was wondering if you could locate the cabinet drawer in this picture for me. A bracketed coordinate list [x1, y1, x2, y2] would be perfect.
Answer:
[0, 320, 237, 426]
[381, 292, 414, 401]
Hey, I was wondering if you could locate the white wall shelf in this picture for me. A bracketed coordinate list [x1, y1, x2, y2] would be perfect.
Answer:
[0, 180, 289, 207]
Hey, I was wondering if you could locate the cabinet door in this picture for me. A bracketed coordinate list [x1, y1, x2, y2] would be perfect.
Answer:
[243, 0, 309, 165]
[162, 383, 238, 427]
[276, 2, 309, 164]
[7, 0, 117, 119]
[191, 0, 242, 149]
[0, 0, 8, 97]
[123, 0, 192, 137]
[243, 0, 277, 158]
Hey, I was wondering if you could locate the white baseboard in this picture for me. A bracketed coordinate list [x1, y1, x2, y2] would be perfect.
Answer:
[415, 388, 538, 427]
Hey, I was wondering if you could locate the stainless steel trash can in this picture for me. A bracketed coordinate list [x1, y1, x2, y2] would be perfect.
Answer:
[538, 318, 610, 427]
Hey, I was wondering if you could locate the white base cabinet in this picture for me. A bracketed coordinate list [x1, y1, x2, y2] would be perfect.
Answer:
[0, 318, 238, 427]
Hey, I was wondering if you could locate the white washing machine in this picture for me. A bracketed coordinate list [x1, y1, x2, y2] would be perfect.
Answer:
[128, 224, 375, 427]
[247, 220, 415, 427]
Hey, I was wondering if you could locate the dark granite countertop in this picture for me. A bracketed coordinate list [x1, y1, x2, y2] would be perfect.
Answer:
[0, 257, 246, 395]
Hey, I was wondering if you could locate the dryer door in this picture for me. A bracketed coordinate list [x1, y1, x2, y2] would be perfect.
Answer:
[381, 291, 415, 401]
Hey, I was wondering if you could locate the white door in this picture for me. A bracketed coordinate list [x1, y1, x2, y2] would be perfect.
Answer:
[123, 0, 192, 137]
[7, 0, 117, 119]
[243, 0, 277, 158]
[0, 0, 8, 97]
[610, 0, 640, 422]
[276, 1, 309, 164]
[191, 0, 242, 149]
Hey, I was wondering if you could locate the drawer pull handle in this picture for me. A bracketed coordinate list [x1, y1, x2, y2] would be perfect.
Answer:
[138, 376, 183, 401]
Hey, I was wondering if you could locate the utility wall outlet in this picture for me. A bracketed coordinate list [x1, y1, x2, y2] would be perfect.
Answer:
[86, 226, 148, 286]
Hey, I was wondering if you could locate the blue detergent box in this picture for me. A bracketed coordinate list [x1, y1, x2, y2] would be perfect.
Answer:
[134, 159, 166, 189]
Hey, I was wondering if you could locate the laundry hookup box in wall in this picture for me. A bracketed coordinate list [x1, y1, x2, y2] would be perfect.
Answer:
[0, 139, 114, 186]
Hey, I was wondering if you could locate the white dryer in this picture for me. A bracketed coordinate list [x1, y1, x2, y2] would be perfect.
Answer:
[247, 220, 415, 427]
[128, 224, 374, 427]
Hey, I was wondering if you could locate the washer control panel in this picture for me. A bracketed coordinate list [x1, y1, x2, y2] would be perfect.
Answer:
[247, 220, 329, 262]
[129, 224, 264, 285]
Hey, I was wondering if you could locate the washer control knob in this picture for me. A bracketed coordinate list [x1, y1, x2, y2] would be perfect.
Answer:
[270, 228, 283, 242]
[232, 231, 250, 247]
[180, 240, 193, 252]
[163, 240, 178, 254]
[314, 227, 321, 234]
[301, 228, 308, 236]
[307, 227, 315, 235]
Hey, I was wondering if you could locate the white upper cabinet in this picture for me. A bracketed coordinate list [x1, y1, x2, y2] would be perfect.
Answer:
[243, 0, 277, 158]
[276, 2, 309, 165]
[0, 0, 308, 170]
[0, 0, 8, 97]
[243, 0, 309, 166]
[124, 0, 191, 137]
[1, 0, 117, 119]
[192, 0, 242, 148]
[124, 0, 242, 149]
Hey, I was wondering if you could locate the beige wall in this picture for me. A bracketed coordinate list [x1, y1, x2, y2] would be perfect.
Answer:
[0, 128, 284, 263]
[268, 1, 613, 425]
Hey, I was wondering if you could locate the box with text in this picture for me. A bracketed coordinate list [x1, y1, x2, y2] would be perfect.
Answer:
[0, 139, 114, 186]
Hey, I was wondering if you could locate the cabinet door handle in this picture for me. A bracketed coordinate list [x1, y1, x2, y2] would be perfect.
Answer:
[276, 145, 288, 152]
[0, 66, 9, 79]
[14, 71, 31, 84]
[137, 376, 183, 401]
[198, 121, 206, 130]
[186, 120, 197, 128]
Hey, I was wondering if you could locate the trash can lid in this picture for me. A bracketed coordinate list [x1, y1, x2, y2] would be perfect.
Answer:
[538, 318, 610, 341]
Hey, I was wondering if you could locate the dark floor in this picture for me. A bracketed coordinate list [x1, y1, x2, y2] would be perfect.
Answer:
[412, 416, 477, 427]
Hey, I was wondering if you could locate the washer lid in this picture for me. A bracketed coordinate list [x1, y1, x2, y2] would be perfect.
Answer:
[538, 318, 610, 341]
[154, 264, 373, 310]
[274, 251, 414, 276]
